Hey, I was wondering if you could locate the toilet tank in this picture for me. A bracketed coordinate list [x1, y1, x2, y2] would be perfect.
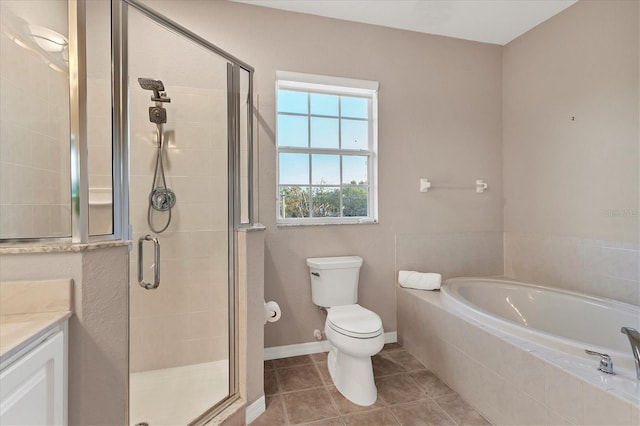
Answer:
[306, 256, 363, 307]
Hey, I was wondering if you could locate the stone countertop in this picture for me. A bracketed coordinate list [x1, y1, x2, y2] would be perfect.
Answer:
[0, 279, 73, 370]
[0, 311, 72, 369]
[0, 239, 131, 255]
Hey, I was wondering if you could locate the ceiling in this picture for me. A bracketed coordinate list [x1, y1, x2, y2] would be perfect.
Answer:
[232, 0, 578, 45]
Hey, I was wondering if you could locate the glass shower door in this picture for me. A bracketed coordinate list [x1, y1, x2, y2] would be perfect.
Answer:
[127, 6, 232, 425]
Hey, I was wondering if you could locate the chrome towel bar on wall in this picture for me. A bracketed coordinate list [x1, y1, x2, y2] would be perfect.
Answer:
[419, 178, 488, 193]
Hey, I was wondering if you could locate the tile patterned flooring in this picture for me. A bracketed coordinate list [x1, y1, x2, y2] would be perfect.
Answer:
[254, 344, 490, 425]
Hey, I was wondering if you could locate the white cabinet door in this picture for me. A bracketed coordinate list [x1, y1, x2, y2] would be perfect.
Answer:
[0, 331, 65, 425]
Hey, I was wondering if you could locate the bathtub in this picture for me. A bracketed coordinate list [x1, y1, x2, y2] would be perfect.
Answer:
[441, 277, 640, 372]
[397, 277, 640, 425]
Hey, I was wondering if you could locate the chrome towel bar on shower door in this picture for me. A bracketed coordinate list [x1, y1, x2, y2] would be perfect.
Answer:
[138, 234, 160, 290]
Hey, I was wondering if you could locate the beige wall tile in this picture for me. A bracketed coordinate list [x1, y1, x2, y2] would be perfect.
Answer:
[473, 328, 515, 381]
[505, 232, 640, 305]
[545, 364, 584, 425]
[511, 391, 546, 425]
[513, 349, 546, 403]
[546, 408, 575, 425]
[582, 386, 633, 425]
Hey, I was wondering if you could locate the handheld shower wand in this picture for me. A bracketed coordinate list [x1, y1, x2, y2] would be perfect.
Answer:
[138, 77, 176, 234]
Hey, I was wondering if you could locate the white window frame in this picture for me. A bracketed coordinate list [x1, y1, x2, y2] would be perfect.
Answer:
[275, 71, 379, 226]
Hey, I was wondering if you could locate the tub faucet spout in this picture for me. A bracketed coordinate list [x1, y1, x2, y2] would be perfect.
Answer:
[621, 327, 640, 379]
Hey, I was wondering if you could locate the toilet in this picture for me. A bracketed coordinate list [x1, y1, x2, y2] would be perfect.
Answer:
[307, 256, 384, 406]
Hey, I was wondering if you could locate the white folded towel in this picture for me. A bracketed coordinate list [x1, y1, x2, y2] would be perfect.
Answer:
[398, 271, 442, 290]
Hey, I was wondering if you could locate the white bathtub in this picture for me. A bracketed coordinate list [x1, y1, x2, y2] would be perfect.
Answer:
[441, 277, 640, 372]
[397, 277, 640, 424]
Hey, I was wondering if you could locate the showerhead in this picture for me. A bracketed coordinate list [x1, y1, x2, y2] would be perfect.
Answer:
[137, 77, 170, 103]
[138, 77, 164, 92]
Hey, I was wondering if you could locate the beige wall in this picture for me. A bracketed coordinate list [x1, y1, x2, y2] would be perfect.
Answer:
[0, 246, 129, 426]
[142, 0, 504, 348]
[237, 227, 266, 410]
[503, 0, 639, 242]
[503, 0, 639, 304]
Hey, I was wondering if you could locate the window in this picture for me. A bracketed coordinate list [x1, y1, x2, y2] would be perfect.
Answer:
[276, 71, 378, 225]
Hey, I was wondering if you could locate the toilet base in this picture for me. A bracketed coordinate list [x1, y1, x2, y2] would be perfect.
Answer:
[327, 347, 377, 406]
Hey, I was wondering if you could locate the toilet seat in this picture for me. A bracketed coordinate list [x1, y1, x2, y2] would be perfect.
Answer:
[327, 304, 382, 339]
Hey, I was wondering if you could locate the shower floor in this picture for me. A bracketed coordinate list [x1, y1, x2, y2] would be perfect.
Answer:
[130, 360, 229, 426]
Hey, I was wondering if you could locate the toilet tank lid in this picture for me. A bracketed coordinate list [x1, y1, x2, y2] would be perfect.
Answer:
[306, 256, 363, 269]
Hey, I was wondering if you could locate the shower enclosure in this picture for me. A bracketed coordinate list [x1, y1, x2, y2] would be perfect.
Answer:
[123, 1, 254, 424]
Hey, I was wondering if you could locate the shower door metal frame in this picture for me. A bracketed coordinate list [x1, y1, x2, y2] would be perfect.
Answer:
[120, 1, 255, 424]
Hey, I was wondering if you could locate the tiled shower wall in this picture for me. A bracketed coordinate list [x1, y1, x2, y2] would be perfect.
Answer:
[128, 85, 229, 373]
[395, 231, 504, 280]
[504, 232, 640, 306]
[126, 4, 233, 373]
[0, 29, 71, 239]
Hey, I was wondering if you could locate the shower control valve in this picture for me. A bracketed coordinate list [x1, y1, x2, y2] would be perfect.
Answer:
[150, 188, 176, 211]
[148, 106, 167, 124]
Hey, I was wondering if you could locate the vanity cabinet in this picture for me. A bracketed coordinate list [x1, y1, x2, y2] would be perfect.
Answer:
[0, 328, 67, 425]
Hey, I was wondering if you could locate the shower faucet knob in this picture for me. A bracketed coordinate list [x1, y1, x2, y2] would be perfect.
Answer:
[151, 188, 176, 212]
[148, 106, 167, 124]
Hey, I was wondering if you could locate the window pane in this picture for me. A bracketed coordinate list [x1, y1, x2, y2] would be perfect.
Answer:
[279, 153, 309, 184]
[341, 119, 368, 150]
[342, 155, 368, 185]
[341, 96, 368, 119]
[342, 186, 368, 217]
[278, 90, 307, 114]
[278, 115, 308, 147]
[279, 186, 310, 218]
[310, 93, 338, 116]
[312, 154, 340, 185]
[312, 187, 340, 217]
[310, 117, 338, 148]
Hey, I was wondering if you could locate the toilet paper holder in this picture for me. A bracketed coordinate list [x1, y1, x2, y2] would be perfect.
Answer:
[264, 300, 281, 324]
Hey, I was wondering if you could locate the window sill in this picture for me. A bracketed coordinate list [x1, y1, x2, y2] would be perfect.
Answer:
[276, 219, 378, 227]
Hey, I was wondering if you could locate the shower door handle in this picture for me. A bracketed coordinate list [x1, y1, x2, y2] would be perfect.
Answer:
[138, 235, 160, 290]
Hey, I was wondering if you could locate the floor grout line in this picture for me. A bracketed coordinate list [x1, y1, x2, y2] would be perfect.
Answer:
[280, 393, 292, 426]
[261, 347, 490, 426]
[431, 397, 462, 426]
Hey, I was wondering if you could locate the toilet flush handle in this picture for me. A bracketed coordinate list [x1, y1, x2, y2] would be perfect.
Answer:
[311, 272, 320, 277]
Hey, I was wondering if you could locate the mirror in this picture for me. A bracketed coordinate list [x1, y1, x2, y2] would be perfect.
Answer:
[86, 0, 113, 236]
[0, 0, 71, 239]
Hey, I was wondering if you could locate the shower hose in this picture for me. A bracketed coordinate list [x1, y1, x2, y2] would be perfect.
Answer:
[147, 124, 173, 233]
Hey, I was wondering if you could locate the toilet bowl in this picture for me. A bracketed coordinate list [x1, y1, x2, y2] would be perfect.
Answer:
[324, 304, 384, 406]
[307, 256, 384, 406]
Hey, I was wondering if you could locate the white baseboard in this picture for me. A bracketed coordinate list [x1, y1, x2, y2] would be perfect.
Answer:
[385, 331, 397, 344]
[264, 331, 397, 360]
[245, 395, 265, 425]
